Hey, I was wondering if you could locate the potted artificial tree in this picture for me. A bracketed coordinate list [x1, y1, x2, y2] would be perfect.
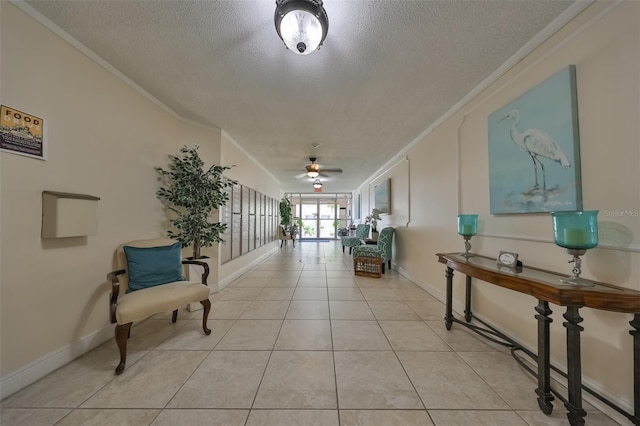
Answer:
[365, 208, 382, 241]
[279, 197, 296, 236]
[279, 197, 293, 228]
[156, 145, 236, 260]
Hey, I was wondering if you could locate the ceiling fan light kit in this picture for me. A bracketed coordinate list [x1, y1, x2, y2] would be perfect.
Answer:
[313, 179, 322, 189]
[274, 0, 328, 55]
[305, 157, 320, 177]
[298, 157, 343, 180]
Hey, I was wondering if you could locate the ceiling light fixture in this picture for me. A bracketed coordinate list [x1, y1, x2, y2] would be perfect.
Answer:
[274, 0, 328, 55]
[306, 159, 320, 178]
[313, 179, 322, 189]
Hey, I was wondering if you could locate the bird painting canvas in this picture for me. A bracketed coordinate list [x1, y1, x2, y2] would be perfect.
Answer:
[488, 65, 582, 214]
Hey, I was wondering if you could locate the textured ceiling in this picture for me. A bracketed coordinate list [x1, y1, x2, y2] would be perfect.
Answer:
[24, 0, 578, 192]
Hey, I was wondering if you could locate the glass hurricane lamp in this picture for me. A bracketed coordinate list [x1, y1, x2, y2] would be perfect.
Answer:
[550, 210, 599, 286]
[457, 214, 478, 258]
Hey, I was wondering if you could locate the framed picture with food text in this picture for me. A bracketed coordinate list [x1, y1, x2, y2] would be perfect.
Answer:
[1, 105, 47, 160]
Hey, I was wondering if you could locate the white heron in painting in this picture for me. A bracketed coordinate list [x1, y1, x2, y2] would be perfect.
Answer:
[499, 109, 570, 190]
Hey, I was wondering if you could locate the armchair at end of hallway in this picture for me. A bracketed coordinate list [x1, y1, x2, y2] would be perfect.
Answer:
[341, 224, 370, 254]
[278, 225, 296, 247]
[108, 238, 212, 375]
[352, 227, 395, 273]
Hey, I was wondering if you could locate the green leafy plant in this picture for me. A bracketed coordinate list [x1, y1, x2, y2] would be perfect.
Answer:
[301, 222, 315, 236]
[156, 145, 236, 259]
[364, 208, 382, 232]
[279, 197, 293, 226]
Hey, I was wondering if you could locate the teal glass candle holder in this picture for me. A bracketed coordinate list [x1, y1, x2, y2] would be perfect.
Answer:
[457, 214, 478, 236]
[457, 214, 478, 257]
[550, 210, 599, 286]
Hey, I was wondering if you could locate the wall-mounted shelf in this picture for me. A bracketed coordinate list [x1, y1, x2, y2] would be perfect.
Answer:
[41, 191, 100, 238]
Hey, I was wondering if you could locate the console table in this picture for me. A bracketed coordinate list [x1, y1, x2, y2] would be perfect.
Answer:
[436, 253, 640, 426]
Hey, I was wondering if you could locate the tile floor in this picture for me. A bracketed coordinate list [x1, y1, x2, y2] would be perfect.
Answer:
[1, 241, 621, 425]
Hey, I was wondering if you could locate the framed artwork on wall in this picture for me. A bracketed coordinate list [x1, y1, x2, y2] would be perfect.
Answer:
[487, 65, 582, 214]
[1, 105, 47, 160]
[374, 179, 391, 214]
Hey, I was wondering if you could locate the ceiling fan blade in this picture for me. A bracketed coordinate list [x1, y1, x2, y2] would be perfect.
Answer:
[321, 168, 343, 173]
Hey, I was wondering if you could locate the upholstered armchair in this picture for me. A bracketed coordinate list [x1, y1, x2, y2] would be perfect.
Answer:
[352, 227, 395, 273]
[107, 239, 212, 374]
[278, 225, 296, 247]
[341, 224, 370, 254]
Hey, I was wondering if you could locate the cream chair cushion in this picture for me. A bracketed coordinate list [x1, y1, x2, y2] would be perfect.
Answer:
[115, 280, 209, 324]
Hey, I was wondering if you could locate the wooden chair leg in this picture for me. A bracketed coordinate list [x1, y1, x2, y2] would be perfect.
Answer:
[280, 240, 284, 248]
[342, 245, 345, 253]
[349, 247, 353, 255]
[382, 263, 386, 274]
[114, 323, 132, 375]
[388, 260, 391, 270]
[200, 299, 212, 335]
[172, 309, 178, 323]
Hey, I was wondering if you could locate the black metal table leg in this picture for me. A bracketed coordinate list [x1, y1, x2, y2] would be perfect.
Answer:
[535, 300, 554, 414]
[445, 267, 454, 330]
[630, 314, 640, 425]
[563, 306, 586, 426]
[464, 275, 472, 322]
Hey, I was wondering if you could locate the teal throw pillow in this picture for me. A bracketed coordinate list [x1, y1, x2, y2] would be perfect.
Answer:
[124, 242, 185, 293]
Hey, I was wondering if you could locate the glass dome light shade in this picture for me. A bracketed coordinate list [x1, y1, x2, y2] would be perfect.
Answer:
[275, 0, 328, 56]
[306, 170, 319, 178]
[551, 210, 599, 250]
[279, 10, 323, 55]
[313, 179, 322, 188]
[457, 214, 478, 236]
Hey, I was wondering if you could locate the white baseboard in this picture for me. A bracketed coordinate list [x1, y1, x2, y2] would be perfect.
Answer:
[0, 324, 113, 400]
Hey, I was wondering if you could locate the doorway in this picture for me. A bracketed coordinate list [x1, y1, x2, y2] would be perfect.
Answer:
[287, 193, 351, 240]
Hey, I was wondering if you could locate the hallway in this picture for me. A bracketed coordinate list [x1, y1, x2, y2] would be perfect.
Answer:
[1, 241, 619, 425]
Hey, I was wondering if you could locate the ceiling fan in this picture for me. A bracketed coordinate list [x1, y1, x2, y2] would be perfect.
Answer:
[301, 157, 343, 178]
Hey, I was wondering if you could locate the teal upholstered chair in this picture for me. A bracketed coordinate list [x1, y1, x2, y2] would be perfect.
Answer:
[352, 227, 395, 273]
[341, 224, 370, 254]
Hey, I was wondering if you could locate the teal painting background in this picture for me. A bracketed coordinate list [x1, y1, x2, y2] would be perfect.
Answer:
[488, 65, 582, 214]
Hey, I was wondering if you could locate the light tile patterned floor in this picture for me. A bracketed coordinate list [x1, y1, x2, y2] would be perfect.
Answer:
[1, 241, 622, 425]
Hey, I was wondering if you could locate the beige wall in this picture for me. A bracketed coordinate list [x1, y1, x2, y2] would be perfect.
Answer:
[397, 1, 639, 416]
[0, 2, 221, 392]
